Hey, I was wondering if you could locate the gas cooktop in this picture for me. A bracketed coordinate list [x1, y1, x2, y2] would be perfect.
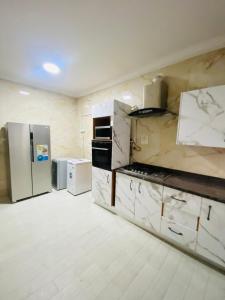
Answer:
[119, 163, 172, 182]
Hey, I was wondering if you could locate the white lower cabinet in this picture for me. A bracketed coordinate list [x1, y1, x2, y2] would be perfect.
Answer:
[92, 167, 112, 208]
[196, 198, 225, 268]
[115, 173, 135, 218]
[115, 172, 225, 269]
[115, 173, 162, 232]
[163, 187, 201, 230]
[161, 218, 197, 250]
[135, 179, 163, 232]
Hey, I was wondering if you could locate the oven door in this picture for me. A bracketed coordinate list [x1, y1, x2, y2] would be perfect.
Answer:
[92, 141, 112, 170]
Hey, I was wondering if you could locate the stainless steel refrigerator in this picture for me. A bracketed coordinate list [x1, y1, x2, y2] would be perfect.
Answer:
[7, 122, 52, 202]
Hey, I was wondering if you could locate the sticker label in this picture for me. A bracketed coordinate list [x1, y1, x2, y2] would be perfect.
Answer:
[36, 144, 49, 161]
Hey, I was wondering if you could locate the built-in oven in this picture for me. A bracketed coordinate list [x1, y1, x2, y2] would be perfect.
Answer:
[92, 140, 112, 170]
[95, 125, 112, 140]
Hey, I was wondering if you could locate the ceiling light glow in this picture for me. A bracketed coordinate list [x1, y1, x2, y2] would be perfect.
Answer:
[122, 92, 132, 101]
[43, 62, 61, 74]
[19, 90, 30, 96]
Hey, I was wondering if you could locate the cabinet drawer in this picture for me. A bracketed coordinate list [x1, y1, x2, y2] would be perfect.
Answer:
[163, 187, 202, 217]
[163, 206, 198, 231]
[161, 218, 197, 250]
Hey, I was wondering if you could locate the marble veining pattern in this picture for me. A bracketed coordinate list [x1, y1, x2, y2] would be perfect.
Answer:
[115, 173, 135, 218]
[135, 179, 163, 232]
[112, 100, 131, 169]
[196, 198, 225, 267]
[92, 167, 112, 208]
[163, 187, 202, 230]
[161, 218, 197, 250]
[177, 85, 225, 148]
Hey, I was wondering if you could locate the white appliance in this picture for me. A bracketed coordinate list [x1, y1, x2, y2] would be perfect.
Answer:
[52, 158, 75, 190]
[67, 159, 92, 195]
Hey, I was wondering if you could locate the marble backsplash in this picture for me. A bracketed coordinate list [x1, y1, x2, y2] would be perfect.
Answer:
[77, 48, 225, 179]
[0, 80, 80, 201]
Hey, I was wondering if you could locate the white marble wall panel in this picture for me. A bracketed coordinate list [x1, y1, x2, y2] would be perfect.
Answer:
[135, 179, 163, 232]
[112, 100, 131, 169]
[92, 167, 112, 207]
[115, 173, 135, 218]
[196, 198, 225, 268]
[177, 85, 225, 148]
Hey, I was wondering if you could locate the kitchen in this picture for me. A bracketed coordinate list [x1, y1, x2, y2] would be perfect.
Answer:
[0, 1, 225, 300]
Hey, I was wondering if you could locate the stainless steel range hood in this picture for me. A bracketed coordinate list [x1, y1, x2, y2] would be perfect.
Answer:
[129, 75, 168, 117]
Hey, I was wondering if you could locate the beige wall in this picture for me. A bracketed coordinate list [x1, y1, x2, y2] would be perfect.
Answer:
[0, 80, 79, 201]
[77, 48, 225, 179]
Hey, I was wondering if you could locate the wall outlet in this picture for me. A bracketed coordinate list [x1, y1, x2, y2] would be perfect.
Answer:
[80, 129, 85, 134]
[140, 135, 148, 145]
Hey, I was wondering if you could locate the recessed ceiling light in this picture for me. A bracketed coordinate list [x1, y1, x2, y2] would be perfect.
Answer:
[43, 62, 61, 74]
[19, 90, 30, 96]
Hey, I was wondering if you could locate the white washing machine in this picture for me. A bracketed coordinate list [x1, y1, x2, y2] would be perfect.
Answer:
[67, 159, 92, 196]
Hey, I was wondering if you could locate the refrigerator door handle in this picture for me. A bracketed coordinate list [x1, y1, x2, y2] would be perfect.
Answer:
[30, 132, 34, 162]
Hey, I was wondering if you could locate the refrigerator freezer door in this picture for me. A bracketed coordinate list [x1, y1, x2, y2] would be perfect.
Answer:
[30, 124, 51, 195]
[7, 122, 33, 202]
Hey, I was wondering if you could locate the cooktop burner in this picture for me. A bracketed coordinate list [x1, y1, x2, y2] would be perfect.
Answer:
[121, 163, 171, 180]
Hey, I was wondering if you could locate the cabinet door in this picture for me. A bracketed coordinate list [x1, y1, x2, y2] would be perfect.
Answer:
[135, 179, 163, 232]
[115, 173, 135, 218]
[196, 199, 225, 267]
[92, 167, 112, 207]
[163, 187, 201, 230]
[177, 85, 225, 148]
[91, 101, 113, 118]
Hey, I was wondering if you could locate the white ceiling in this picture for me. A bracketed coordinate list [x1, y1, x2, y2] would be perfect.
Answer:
[0, 0, 225, 98]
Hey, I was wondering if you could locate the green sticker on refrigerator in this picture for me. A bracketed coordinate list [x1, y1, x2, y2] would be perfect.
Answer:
[36, 144, 49, 161]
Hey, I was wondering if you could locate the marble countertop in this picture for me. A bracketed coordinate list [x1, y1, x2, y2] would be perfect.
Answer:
[116, 164, 225, 204]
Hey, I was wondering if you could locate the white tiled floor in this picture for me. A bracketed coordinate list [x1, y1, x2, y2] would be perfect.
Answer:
[0, 190, 224, 300]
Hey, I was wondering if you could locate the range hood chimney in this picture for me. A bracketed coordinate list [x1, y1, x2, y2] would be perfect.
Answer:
[129, 75, 168, 117]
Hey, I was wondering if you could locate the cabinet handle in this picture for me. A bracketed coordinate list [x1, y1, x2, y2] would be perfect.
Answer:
[168, 227, 183, 236]
[129, 180, 133, 191]
[138, 182, 141, 194]
[207, 205, 212, 221]
[170, 196, 187, 203]
[107, 174, 110, 184]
